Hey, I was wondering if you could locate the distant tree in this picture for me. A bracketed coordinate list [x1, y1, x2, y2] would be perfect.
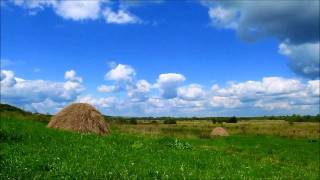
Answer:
[211, 118, 217, 124]
[129, 119, 138, 125]
[151, 120, 158, 124]
[163, 119, 177, 124]
[227, 116, 237, 123]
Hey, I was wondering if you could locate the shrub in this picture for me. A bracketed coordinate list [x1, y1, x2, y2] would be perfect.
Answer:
[129, 119, 138, 125]
[199, 132, 211, 139]
[150, 120, 158, 124]
[163, 119, 177, 124]
[211, 118, 217, 124]
[227, 116, 237, 123]
[157, 137, 192, 150]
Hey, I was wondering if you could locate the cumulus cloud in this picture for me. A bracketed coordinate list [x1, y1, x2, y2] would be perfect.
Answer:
[178, 84, 206, 101]
[103, 7, 141, 24]
[12, 0, 57, 10]
[155, 73, 186, 99]
[76, 95, 116, 108]
[98, 63, 151, 102]
[7, 0, 142, 24]
[127, 79, 151, 102]
[204, 0, 320, 79]
[1, 65, 319, 116]
[97, 84, 119, 93]
[65, 70, 82, 82]
[1, 69, 84, 113]
[254, 100, 291, 111]
[279, 42, 320, 79]
[30, 98, 63, 114]
[205, 0, 319, 43]
[210, 77, 319, 111]
[208, 6, 238, 29]
[96, 63, 318, 115]
[210, 96, 241, 108]
[54, 0, 102, 21]
[307, 80, 320, 96]
[1, 70, 17, 87]
[105, 64, 136, 82]
[216, 77, 304, 97]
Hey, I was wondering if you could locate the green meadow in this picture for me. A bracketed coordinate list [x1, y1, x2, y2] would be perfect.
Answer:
[1, 113, 319, 179]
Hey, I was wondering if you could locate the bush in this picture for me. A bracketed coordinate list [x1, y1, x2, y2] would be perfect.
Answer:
[129, 119, 138, 125]
[163, 119, 177, 124]
[199, 132, 211, 139]
[150, 120, 158, 124]
[227, 116, 237, 123]
[157, 137, 192, 150]
[211, 118, 217, 124]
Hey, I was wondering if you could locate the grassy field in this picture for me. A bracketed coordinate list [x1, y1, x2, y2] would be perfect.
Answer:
[114, 120, 320, 139]
[1, 116, 319, 179]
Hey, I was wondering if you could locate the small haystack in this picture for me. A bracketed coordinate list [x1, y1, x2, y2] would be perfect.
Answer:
[47, 103, 110, 135]
[210, 127, 229, 137]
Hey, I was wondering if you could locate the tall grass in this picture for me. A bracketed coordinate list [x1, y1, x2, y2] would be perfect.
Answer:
[1, 117, 319, 179]
[112, 120, 320, 139]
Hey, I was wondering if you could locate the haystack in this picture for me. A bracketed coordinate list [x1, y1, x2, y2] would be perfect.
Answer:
[210, 127, 229, 137]
[47, 103, 110, 135]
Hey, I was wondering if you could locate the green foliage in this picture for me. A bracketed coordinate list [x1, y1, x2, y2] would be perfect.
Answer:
[163, 119, 177, 124]
[157, 137, 192, 150]
[0, 103, 51, 123]
[227, 116, 238, 123]
[0, 103, 32, 115]
[129, 119, 138, 125]
[150, 120, 158, 124]
[1, 116, 319, 179]
[2, 103, 319, 125]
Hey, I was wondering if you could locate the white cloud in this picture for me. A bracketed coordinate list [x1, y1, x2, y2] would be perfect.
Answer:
[54, 0, 102, 21]
[97, 84, 119, 93]
[64, 69, 82, 82]
[127, 79, 151, 102]
[210, 96, 241, 108]
[31, 98, 63, 114]
[1, 69, 84, 112]
[155, 73, 186, 99]
[210, 77, 319, 111]
[205, 1, 319, 43]
[9, 0, 142, 24]
[178, 84, 205, 101]
[216, 77, 303, 97]
[103, 7, 140, 24]
[1, 70, 17, 87]
[205, 1, 320, 79]
[12, 0, 57, 9]
[208, 6, 238, 29]
[1, 66, 319, 116]
[254, 100, 291, 110]
[307, 80, 320, 96]
[12, 0, 102, 20]
[278, 42, 320, 78]
[105, 64, 136, 82]
[136, 79, 151, 93]
[76, 95, 116, 108]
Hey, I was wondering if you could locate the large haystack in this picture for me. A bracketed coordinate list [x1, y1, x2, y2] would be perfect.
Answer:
[210, 127, 229, 137]
[47, 103, 110, 135]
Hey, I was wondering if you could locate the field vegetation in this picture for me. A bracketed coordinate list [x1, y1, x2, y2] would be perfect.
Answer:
[1, 104, 319, 179]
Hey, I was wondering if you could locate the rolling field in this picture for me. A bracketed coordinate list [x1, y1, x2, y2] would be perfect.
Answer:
[114, 120, 320, 139]
[1, 116, 319, 179]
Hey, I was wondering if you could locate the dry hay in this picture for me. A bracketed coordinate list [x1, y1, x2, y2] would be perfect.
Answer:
[47, 103, 110, 135]
[210, 127, 229, 137]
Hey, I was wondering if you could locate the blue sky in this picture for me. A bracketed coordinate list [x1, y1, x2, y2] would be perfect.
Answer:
[1, 0, 319, 116]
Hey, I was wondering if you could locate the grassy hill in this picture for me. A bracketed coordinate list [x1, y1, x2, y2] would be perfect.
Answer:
[0, 105, 319, 179]
[0, 103, 51, 123]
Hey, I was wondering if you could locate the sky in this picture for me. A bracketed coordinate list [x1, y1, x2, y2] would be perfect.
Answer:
[1, 0, 319, 117]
